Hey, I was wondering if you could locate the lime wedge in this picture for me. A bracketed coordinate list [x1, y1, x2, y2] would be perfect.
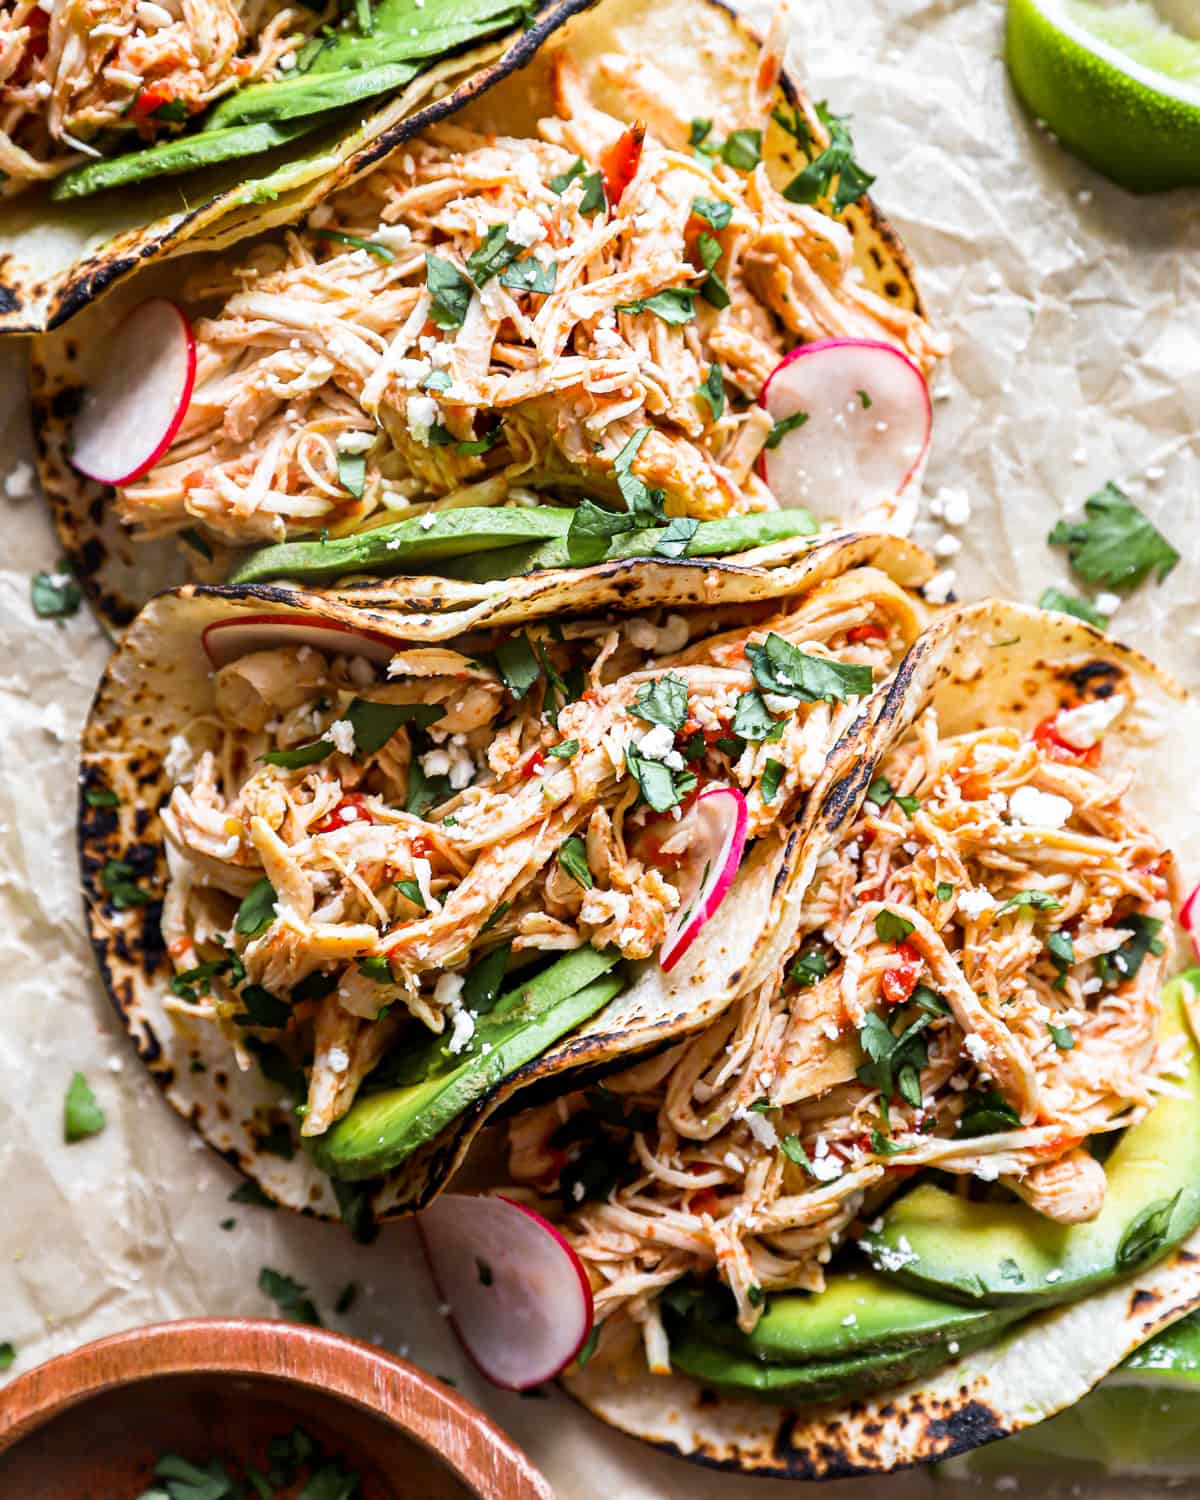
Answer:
[1006, 0, 1200, 191]
[938, 1312, 1200, 1480]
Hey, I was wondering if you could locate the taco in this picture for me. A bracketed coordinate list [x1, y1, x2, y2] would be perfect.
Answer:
[480, 599, 1200, 1475]
[0, 0, 589, 333]
[31, 0, 946, 628]
[78, 532, 930, 1226]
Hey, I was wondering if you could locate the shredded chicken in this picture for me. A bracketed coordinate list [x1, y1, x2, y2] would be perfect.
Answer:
[160, 571, 919, 1139]
[505, 692, 1177, 1370]
[116, 47, 945, 542]
[0, 0, 323, 193]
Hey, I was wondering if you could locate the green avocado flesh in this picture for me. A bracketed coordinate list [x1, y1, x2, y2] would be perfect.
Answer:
[668, 1317, 1015, 1405]
[51, 116, 332, 199]
[694, 1270, 1017, 1364]
[228, 506, 817, 586]
[309, 945, 623, 1182]
[51, 0, 527, 197]
[1123, 1308, 1200, 1378]
[862, 973, 1200, 1308]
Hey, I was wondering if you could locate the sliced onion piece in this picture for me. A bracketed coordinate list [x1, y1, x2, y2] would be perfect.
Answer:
[1182, 883, 1200, 963]
[70, 298, 196, 487]
[659, 785, 749, 973]
[417, 1194, 594, 1390]
[202, 613, 398, 669]
[759, 338, 931, 533]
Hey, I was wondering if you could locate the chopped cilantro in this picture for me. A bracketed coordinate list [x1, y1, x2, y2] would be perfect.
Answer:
[578, 169, 606, 216]
[547, 739, 580, 760]
[393, 878, 425, 910]
[259, 1267, 322, 1326]
[788, 948, 830, 986]
[84, 786, 119, 807]
[692, 195, 733, 229]
[1116, 1189, 1181, 1271]
[780, 1134, 812, 1171]
[100, 858, 151, 910]
[732, 690, 783, 742]
[566, 498, 636, 564]
[496, 632, 542, 701]
[348, 697, 444, 756]
[874, 909, 914, 943]
[1046, 929, 1075, 975]
[1048, 1021, 1075, 1050]
[998, 889, 1063, 915]
[613, 427, 666, 523]
[698, 361, 725, 420]
[745, 633, 873, 702]
[499, 257, 557, 294]
[1099, 913, 1165, 984]
[616, 287, 698, 325]
[632, 673, 689, 731]
[558, 834, 594, 890]
[336, 448, 366, 499]
[654, 516, 700, 558]
[935, 882, 955, 902]
[314, 227, 394, 261]
[857, 1009, 930, 1113]
[466, 223, 523, 286]
[689, 119, 714, 149]
[857, 389, 873, 409]
[425, 252, 473, 330]
[405, 759, 450, 818]
[870, 1129, 911, 1157]
[479, 900, 511, 934]
[957, 1089, 1021, 1138]
[180, 528, 213, 561]
[357, 954, 393, 981]
[1048, 482, 1179, 589]
[233, 985, 290, 1029]
[782, 101, 875, 213]
[721, 129, 762, 170]
[764, 411, 809, 449]
[761, 758, 785, 802]
[549, 157, 585, 194]
[625, 742, 696, 813]
[64, 1072, 106, 1142]
[0, 1342, 13, 1371]
[913, 983, 951, 1016]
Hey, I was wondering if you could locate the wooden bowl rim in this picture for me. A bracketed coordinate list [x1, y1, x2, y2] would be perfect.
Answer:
[0, 1317, 554, 1500]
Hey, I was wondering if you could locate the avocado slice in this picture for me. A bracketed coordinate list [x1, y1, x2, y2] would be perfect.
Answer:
[668, 1316, 1020, 1405]
[227, 506, 576, 586]
[207, 0, 528, 129]
[51, 115, 334, 200]
[863, 972, 1200, 1308]
[684, 1269, 1017, 1364]
[309, 945, 623, 1181]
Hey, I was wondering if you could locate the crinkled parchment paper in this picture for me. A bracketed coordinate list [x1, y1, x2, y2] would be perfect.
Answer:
[0, 1, 1197, 1495]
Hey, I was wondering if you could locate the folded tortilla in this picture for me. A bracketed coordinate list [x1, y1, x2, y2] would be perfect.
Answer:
[560, 598, 1200, 1475]
[78, 534, 929, 1225]
[30, 0, 936, 632]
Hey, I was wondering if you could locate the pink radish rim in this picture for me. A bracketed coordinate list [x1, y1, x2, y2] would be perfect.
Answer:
[660, 785, 749, 974]
[756, 337, 932, 495]
[416, 1194, 595, 1391]
[1182, 883, 1200, 962]
[201, 613, 400, 668]
[71, 299, 197, 489]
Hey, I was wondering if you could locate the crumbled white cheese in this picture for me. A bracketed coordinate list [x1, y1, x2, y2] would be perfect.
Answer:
[418, 512, 438, 531]
[964, 1034, 991, 1065]
[930, 486, 971, 528]
[324, 719, 356, 757]
[406, 394, 440, 443]
[447, 1008, 475, 1055]
[347, 655, 375, 688]
[327, 1046, 350, 1075]
[933, 533, 962, 558]
[434, 971, 465, 1011]
[445, 735, 476, 791]
[413, 856, 436, 911]
[723, 1151, 742, 1173]
[636, 723, 684, 771]
[958, 886, 997, 918]
[1008, 784, 1073, 828]
[626, 614, 690, 653]
[3, 461, 32, 499]
[923, 568, 957, 605]
[734, 1105, 778, 1149]
[972, 1158, 1000, 1182]
[164, 733, 196, 784]
[762, 693, 798, 717]
[371, 223, 413, 250]
[1094, 592, 1121, 617]
[1054, 694, 1126, 749]
[508, 207, 546, 247]
[809, 1137, 843, 1182]
[420, 748, 451, 778]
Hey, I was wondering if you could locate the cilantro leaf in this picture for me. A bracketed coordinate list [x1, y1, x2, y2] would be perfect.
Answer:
[259, 1266, 322, 1325]
[549, 157, 585, 194]
[233, 984, 290, 1028]
[566, 499, 636, 565]
[856, 1010, 930, 1113]
[1099, 913, 1165, 984]
[1116, 1190, 1181, 1271]
[346, 698, 444, 757]
[0, 1343, 14, 1371]
[336, 448, 366, 499]
[935, 881, 955, 902]
[393, 878, 425, 910]
[64, 1072, 106, 1142]
[85, 786, 119, 808]
[616, 288, 697, 325]
[496, 632, 542, 700]
[789, 948, 830, 986]
[314, 227, 394, 261]
[405, 760, 450, 819]
[761, 758, 785, 802]
[1038, 587, 1108, 630]
[425, 252, 473, 330]
[780, 1134, 812, 1172]
[466, 223, 523, 286]
[1046, 929, 1075, 975]
[613, 428, 667, 523]
[692, 195, 732, 229]
[654, 516, 700, 558]
[632, 673, 689, 731]
[236, 878, 277, 936]
[1048, 482, 1179, 589]
[745, 633, 873, 702]
[698, 361, 725, 420]
[499, 257, 557, 294]
[100, 858, 151, 910]
[783, 101, 876, 214]
[913, 983, 951, 1016]
[957, 1089, 1021, 1138]
[1048, 1021, 1075, 1051]
[721, 129, 762, 170]
[558, 834, 594, 890]
[866, 775, 895, 808]
[625, 742, 696, 813]
[689, 119, 714, 149]
[732, 690, 783, 742]
[547, 739, 579, 760]
[578, 169, 606, 216]
[874, 909, 915, 943]
[998, 889, 1063, 915]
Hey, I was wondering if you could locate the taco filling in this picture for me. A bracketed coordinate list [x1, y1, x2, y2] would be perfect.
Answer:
[111, 48, 943, 548]
[157, 567, 918, 1159]
[0, 0, 532, 196]
[503, 672, 1182, 1375]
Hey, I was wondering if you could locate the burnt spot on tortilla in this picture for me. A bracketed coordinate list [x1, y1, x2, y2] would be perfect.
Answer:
[924, 1400, 1006, 1456]
[1130, 1287, 1160, 1314]
[1064, 659, 1124, 698]
[696, 1387, 721, 1409]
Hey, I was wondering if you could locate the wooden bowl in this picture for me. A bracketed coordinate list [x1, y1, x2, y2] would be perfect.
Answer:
[0, 1319, 554, 1499]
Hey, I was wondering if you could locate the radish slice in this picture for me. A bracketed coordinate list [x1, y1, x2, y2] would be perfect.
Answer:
[70, 298, 196, 487]
[759, 338, 931, 533]
[1183, 884, 1200, 963]
[202, 613, 398, 669]
[659, 785, 749, 973]
[417, 1194, 594, 1390]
